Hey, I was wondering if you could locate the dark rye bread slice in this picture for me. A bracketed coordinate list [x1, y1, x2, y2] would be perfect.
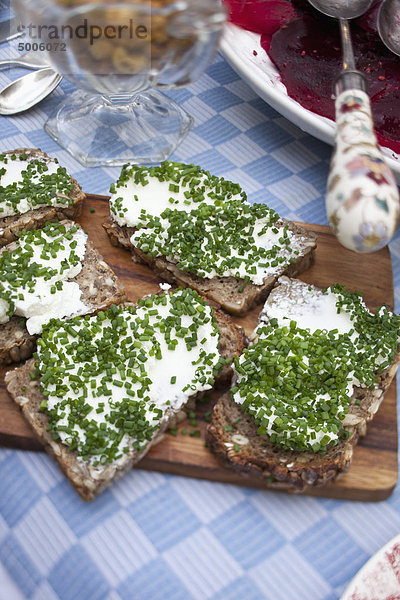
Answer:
[5, 306, 245, 501]
[207, 357, 400, 492]
[103, 217, 317, 316]
[0, 221, 126, 365]
[0, 148, 85, 247]
[207, 283, 400, 492]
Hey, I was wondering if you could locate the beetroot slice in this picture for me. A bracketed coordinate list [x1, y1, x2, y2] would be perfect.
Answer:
[268, 16, 341, 120]
[373, 89, 400, 154]
[226, 0, 400, 155]
[268, 16, 390, 121]
[354, 0, 382, 35]
[260, 34, 273, 53]
[350, 27, 396, 99]
[224, 0, 298, 35]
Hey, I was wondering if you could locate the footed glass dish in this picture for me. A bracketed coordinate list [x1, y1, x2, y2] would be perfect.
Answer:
[13, 0, 225, 166]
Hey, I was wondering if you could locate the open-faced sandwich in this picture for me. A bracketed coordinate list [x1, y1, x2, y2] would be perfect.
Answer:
[0, 220, 125, 365]
[104, 161, 317, 315]
[0, 148, 85, 246]
[207, 277, 400, 491]
[6, 287, 245, 500]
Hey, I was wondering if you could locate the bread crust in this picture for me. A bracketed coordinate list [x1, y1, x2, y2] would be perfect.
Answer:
[207, 280, 400, 492]
[0, 220, 126, 365]
[103, 217, 317, 316]
[0, 148, 85, 247]
[5, 304, 245, 501]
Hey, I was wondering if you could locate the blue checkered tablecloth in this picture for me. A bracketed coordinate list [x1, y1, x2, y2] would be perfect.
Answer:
[1, 33, 400, 600]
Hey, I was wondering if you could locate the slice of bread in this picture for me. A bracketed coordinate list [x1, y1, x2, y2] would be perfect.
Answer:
[5, 293, 245, 501]
[0, 220, 126, 365]
[0, 148, 85, 247]
[103, 162, 316, 315]
[104, 217, 316, 316]
[207, 278, 400, 492]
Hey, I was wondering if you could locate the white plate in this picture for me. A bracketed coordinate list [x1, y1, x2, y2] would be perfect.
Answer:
[220, 23, 400, 180]
[341, 533, 400, 599]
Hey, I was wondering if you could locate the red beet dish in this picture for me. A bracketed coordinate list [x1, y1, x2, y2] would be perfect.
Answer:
[224, 0, 400, 155]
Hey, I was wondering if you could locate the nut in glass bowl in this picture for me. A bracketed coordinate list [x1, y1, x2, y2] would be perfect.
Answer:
[12, 0, 226, 166]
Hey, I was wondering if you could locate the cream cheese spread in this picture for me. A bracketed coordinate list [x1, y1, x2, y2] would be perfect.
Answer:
[232, 278, 400, 452]
[258, 277, 356, 335]
[109, 162, 311, 285]
[0, 152, 74, 218]
[110, 170, 244, 227]
[0, 222, 88, 334]
[37, 289, 222, 467]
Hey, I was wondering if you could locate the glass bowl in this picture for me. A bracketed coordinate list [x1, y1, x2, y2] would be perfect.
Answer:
[12, 0, 226, 166]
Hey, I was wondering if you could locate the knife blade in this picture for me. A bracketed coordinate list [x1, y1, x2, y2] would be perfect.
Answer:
[0, 17, 22, 43]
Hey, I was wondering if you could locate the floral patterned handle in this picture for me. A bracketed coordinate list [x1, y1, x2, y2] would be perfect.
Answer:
[326, 89, 400, 253]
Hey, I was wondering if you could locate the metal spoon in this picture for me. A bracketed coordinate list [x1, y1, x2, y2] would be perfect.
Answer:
[378, 0, 400, 56]
[308, 0, 399, 253]
[0, 68, 62, 115]
[0, 51, 50, 70]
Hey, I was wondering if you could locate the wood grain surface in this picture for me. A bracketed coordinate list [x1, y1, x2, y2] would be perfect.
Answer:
[0, 194, 397, 501]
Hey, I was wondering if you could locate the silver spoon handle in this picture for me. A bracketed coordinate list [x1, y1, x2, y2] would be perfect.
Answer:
[0, 58, 49, 69]
[0, 53, 49, 70]
[326, 89, 399, 252]
[339, 19, 356, 70]
[0, 59, 32, 69]
[335, 19, 367, 93]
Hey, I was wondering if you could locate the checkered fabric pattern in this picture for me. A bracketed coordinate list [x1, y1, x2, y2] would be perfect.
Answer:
[1, 23, 400, 600]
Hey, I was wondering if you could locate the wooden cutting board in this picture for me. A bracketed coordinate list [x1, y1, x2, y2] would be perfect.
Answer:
[0, 194, 397, 501]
